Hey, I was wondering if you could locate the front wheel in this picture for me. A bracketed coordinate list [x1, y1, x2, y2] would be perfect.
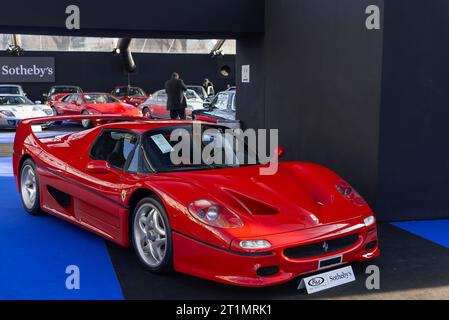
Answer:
[131, 196, 173, 273]
[20, 159, 44, 215]
[81, 110, 93, 128]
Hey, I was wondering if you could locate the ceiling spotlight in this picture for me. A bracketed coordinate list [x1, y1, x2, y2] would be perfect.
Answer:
[112, 48, 121, 56]
[6, 45, 24, 56]
[210, 49, 224, 58]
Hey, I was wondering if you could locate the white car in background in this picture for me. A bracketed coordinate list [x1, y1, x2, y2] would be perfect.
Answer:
[0, 94, 54, 130]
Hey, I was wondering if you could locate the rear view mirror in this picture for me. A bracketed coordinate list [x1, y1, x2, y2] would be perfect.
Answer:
[86, 160, 111, 174]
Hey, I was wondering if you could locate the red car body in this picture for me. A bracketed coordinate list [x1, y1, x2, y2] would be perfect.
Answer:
[13, 116, 379, 287]
[111, 86, 148, 107]
[52, 92, 142, 118]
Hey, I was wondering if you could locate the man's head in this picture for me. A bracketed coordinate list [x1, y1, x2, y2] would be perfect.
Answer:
[172, 72, 180, 80]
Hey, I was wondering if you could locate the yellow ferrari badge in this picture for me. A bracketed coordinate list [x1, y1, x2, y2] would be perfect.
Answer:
[121, 190, 127, 202]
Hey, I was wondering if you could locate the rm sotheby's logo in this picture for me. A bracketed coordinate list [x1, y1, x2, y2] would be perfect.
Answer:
[0, 57, 55, 83]
[308, 277, 325, 287]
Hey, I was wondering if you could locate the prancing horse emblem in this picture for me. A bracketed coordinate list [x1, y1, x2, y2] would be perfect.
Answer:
[323, 241, 329, 253]
[121, 190, 127, 202]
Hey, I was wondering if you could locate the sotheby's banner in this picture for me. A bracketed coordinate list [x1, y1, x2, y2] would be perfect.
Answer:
[0, 57, 55, 82]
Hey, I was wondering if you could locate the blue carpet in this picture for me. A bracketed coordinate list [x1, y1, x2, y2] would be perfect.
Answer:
[0, 159, 123, 299]
[0, 157, 12, 177]
[0, 131, 71, 144]
[392, 220, 449, 249]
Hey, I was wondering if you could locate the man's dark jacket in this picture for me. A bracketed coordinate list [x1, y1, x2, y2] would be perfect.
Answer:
[165, 78, 187, 110]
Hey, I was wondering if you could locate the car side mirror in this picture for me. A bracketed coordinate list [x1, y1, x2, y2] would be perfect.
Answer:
[86, 160, 112, 174]
[275, 146, 285, 159]
[71, 100, 78, 105]
[203, 102, 212, 109]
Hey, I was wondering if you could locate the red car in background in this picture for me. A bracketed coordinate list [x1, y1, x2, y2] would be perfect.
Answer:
[13, 116, 379, 287]
[52, 92, 142, 128]
[111, 86, 149, 107]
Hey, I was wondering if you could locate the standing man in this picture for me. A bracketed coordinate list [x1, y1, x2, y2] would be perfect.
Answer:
[165, 72, 187, 119]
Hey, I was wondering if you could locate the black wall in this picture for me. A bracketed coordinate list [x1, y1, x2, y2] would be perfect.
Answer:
[237, 0, 384, 208]
[0, 51, 235, 101]
[377, 0, 449, 220]
[0, 0, 263, 38]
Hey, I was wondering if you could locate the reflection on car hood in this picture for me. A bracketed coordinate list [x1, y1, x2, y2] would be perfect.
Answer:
[156, 162, 367, 235]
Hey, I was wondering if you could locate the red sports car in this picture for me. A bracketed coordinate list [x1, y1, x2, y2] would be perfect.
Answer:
[13, 116, 379, 287]
[52, 92, 142, 128]
[111, 86, 149, 107]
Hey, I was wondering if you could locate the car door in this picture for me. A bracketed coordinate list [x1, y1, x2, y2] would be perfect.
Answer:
[151, 91, 169, 119]
[65, 94, 82, 114]
[64, 129, 140, 240]
[54, 94, 73, 115]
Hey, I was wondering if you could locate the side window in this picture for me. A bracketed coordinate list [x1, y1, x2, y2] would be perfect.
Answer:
[90, 130, 139, 170]
[231, 94, 236, 111]
[76, 95, 83, 105]
[63, 95, 72, 102]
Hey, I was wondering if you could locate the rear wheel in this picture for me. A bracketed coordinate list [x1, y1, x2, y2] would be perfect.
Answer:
[20, 159, 44, 215]
[131, 196, 173, 273]
[81, 110, 92, 128]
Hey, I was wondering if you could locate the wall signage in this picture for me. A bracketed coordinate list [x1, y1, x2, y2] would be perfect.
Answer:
[0, 57, 55, 83]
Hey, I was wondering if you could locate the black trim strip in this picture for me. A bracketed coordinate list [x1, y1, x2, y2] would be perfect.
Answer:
[36, 163, 130, 209]
[172, 229, 274, 257]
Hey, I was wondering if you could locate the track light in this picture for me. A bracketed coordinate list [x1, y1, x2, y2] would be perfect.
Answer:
[6, 45, 24, 56]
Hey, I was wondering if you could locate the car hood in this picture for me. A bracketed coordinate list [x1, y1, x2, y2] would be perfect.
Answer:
[156, 162, 368, 236]
[0, 104, 50, 118]
[87, 102, 140, 114]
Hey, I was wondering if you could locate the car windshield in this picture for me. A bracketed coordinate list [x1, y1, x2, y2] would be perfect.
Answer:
[0, 96, 33, 105]
[0, 86, 20, 94]
[185, 90, 200, 101]
[187, 86, 206, 98]
[114, 87, 145, 97]
[84, 94, 120, 104]
[51, 87, 80, 94]
[142, 124, 259, 172]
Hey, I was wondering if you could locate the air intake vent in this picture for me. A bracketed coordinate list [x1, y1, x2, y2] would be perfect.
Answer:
[284, 234, 359, 259]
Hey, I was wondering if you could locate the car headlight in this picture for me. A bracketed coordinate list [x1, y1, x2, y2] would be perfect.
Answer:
[364, 215, 376, 227]
[240, 240, 271, 249]
[335, 180, 367, 206]
[188, 199, 243, 228]
[0, 110, 14, 117]
[43, 109, 53, 115]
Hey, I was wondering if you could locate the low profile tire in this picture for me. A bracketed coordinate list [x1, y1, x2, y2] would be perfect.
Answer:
[81, 110, 92, 128]
[20, 159, 44, 215]
[131, 196, 173, 273]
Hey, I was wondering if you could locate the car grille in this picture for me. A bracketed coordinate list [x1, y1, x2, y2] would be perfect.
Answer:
[283, 233, 359, 259]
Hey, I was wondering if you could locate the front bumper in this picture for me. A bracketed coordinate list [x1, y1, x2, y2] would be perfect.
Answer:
[173, 222, 379, 287]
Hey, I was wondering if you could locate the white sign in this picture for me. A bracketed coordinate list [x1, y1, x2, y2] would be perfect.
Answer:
[31, 125, 42, 132]
[242, 65, 250, 83]
[151, 134, 174, 154]
[298, 265, 355, 294]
